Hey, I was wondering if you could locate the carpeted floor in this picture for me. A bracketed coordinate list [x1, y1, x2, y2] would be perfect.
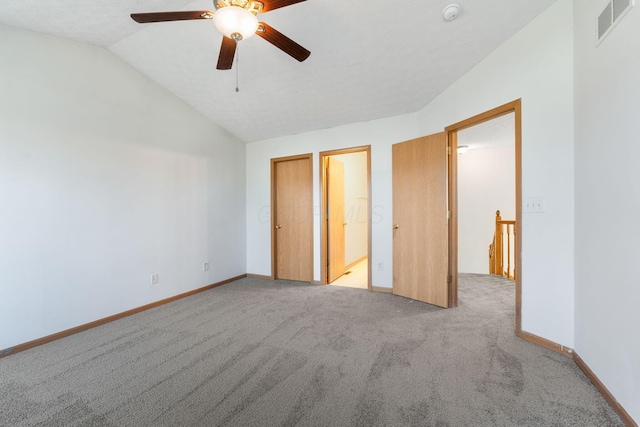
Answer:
[0, 274, 623, 426]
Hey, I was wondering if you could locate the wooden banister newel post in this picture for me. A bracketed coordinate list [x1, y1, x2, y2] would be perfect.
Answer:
[494, 210, 503, 276]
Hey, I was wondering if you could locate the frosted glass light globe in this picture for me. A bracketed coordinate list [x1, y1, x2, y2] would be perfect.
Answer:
[213, 6, 259, 41]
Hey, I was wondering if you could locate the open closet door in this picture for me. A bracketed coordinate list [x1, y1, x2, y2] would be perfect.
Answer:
[327, 157, 346, 283]
[392, 133, 449, 308]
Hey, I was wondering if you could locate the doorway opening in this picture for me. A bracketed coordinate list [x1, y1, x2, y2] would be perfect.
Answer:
[320, 146, 371, 289]
[446, 99, 522, 332]
[457, 113, 516, 276]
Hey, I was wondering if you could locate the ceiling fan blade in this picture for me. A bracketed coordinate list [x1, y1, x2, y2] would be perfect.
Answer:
[217, 37, 237, 70]
[256, 22, 310, 62]
[130, 11, 214, 23]
[260, 0, 306, 13]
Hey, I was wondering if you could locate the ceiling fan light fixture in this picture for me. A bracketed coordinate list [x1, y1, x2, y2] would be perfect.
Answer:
[213, 6, 259, 41]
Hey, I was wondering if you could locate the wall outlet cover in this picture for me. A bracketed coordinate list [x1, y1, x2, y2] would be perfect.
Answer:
[524, 198, 545, 213]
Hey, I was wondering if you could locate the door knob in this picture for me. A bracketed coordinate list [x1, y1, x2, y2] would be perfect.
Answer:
[275, 225, 282, 229]
[393, 224, 399, 229]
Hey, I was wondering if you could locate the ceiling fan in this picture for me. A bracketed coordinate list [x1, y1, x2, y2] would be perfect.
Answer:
[131, 0, 310, 70]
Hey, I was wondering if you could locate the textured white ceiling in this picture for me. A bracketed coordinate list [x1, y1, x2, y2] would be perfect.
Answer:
[0, 1, 556, 142]
[457, 112, 515, 151]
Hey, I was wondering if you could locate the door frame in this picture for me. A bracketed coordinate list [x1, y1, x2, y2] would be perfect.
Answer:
[270, 153, 314, 281]
[319, 146, 372, 289]
[445, 99, 522, 333]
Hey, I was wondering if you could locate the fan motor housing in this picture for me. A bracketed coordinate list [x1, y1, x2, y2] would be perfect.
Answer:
[215, 0, 264, 14]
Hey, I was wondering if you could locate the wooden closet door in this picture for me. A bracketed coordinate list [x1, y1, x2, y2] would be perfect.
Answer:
[392, 133, 448, 307]
[273, 156, 313, 281]
[327, 157, 345, 283]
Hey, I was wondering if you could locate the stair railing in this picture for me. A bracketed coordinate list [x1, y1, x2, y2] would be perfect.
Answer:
[489, 210, 516, 280]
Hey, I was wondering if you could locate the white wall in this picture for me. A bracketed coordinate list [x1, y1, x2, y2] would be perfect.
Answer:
[458, 145, 515, 274]
[332, 152, 368, 266]
[247, 0, 575, 347]
[0, 25, 246, 351]
[574, 1, 640, 422]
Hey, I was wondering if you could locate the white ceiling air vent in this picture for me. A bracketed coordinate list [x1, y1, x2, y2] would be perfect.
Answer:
[597, 0, 634, 45]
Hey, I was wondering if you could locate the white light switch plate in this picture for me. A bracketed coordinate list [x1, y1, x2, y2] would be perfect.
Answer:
[524, 198, 545, 213]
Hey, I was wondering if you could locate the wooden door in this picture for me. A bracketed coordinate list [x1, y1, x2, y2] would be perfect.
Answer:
[273, 156, 313, 281]
[327, 157, 345, 283]
[392, 133, 449, 307]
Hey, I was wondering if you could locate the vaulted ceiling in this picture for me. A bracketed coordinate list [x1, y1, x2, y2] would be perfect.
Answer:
[0, 0, 557, 142]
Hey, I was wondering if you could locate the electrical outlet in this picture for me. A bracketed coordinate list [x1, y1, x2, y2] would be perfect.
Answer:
[150, 274, 159, 285]
[377, 262, 384, 271]
[203, 262, 209, 272]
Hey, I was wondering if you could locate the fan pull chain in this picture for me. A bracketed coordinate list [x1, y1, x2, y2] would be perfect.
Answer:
[235, 45, 240, 93]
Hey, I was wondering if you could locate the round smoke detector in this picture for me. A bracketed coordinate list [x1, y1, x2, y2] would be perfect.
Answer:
[442, 3, 461, 21]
